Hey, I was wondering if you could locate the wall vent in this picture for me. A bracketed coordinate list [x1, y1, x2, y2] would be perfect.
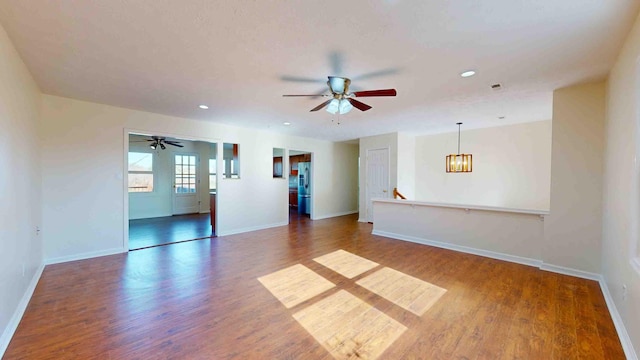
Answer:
[491, 83, 502, 90]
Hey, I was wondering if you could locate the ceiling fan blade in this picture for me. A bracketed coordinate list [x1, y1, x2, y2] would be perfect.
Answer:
[280, 75, 324, 83]
[283, 94, 329, 97]
[352, 68, 400, 81]
[310, 99, 332, 112]
[348, 98, 372, 112]
[352, 89, 397, 97]
[164, 140, 182, 145]
[166, 142, 184, 148]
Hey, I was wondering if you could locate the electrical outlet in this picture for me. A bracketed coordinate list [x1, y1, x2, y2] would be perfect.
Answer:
[36, 226, 41, 236]
[622, 284, 628, 300]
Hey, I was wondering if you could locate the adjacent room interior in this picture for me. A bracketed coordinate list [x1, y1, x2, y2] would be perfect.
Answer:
[2, 1, 640, 359]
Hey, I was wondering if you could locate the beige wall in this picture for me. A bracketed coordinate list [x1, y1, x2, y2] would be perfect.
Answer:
[415, 121, 552, 211]
[41, 95, 359, 261]
[543, 82, 605, 274]
[603, 10, 640, 354]
[0, 22, 42, 353]
[373, 201, 544, 263]
[397, 132, 416, 200]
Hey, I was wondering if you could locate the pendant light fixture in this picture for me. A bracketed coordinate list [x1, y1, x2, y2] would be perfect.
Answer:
[446, 122, 472, 173]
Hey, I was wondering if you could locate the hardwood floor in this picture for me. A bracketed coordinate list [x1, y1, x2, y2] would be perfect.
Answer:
[5, 214, 625, 359]
[128, 213, 213, 250]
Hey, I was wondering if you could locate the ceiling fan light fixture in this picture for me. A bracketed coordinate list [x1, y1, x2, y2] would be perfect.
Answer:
[338, 99, 353, 114]
[326, 98, 340, 114]
[328, 76, 347, 93]
[150, 142, 157, 150]
[160, 143, 166, 150]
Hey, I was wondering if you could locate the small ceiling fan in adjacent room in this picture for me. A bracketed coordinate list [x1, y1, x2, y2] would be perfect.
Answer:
[132, 136, 184, 150]
[283, 76, 397, 115]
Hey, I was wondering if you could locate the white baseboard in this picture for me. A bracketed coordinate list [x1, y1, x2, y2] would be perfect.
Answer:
[598, 276, 638, 360]
[313, 210, 359, 221]
[372, 230, 542, 268]
[0, 263, 45, 357]
[539, 263, 601, 281]
[44, 247, 126, 265]
[372, 229, 638, 359]
[217, 221, 289, 237]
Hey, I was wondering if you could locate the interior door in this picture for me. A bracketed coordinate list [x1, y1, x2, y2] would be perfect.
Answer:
[366, 148, 390, 222]
[173, 153, 199, 215]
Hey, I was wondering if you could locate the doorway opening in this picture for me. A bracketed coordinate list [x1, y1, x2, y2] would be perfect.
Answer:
[288, 150, 313, 223]
[127, 133, 218, 250]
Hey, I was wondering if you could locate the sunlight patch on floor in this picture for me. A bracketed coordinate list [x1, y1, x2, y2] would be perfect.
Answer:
[356, 267, 447, 316]
[313, 249, 379, 279]
[258, 264, 335, 308]
[293, 290, 407, 360]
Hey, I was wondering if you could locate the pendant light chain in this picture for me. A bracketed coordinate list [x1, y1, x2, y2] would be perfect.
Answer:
[457, 122, 461, 155]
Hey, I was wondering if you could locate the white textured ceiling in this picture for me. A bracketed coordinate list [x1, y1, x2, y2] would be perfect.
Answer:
[0, 1, 638, 141]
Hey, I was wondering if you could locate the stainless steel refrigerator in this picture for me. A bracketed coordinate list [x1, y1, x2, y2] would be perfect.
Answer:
[297, 162, 311, 214]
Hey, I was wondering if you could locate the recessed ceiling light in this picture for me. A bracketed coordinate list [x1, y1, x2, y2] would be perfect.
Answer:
[460, 70, 476, 78]
[198, 104, 209, 109]
[283, 122, 291, 126]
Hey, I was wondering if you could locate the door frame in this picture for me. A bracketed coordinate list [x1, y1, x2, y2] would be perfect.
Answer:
[365, 147, 391, 223]
[123, 128, 221, 251]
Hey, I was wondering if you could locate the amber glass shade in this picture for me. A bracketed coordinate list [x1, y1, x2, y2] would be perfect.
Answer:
[446, 154, 472, 173]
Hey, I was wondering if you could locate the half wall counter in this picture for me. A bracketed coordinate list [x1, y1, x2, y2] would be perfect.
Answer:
[371, 199, 549, 267]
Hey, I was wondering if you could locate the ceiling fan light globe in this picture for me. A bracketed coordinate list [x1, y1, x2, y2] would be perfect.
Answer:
[338, 99, 353, 114]
[160, 143, 166, 150]
[326, 98, 340, 114]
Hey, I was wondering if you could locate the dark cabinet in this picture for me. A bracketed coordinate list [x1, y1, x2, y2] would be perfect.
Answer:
[289, 154, 310, 175]
[289, 189, 298, 207]
[273, 156, 283, 177]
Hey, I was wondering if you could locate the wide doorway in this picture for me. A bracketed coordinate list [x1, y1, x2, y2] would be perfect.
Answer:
[127, 133, 218, 250]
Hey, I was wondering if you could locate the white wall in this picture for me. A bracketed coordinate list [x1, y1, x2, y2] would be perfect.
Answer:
[128, 135, 214, 220]
[40, 95, 359, 260]
[544, 82, 605, 274]
[0, 22, 42, 353]
[397, 132, 416, 200]
[603, 10, 640, 355]
[414, 120, 552, 211]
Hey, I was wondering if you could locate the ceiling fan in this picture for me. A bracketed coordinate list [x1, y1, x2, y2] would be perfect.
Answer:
[133, 136, 184, 150]
[283, 76, 397, 115]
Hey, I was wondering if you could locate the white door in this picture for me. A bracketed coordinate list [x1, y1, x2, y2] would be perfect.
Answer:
[173, 153, 199, 214]
[366, 148, 390, 222]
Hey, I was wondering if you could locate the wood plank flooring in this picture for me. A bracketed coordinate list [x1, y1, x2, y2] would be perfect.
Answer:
[128, 213, 213, 250]
[5, 214, 626, 359]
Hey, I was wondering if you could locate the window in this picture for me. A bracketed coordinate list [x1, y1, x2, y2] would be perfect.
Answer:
[209, 158, 217, 191]
[175, 154, 197, 193]
[128, 152, 154, 192]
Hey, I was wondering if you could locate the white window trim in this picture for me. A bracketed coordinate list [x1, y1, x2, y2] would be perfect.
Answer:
[128, 151, 155, 194]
